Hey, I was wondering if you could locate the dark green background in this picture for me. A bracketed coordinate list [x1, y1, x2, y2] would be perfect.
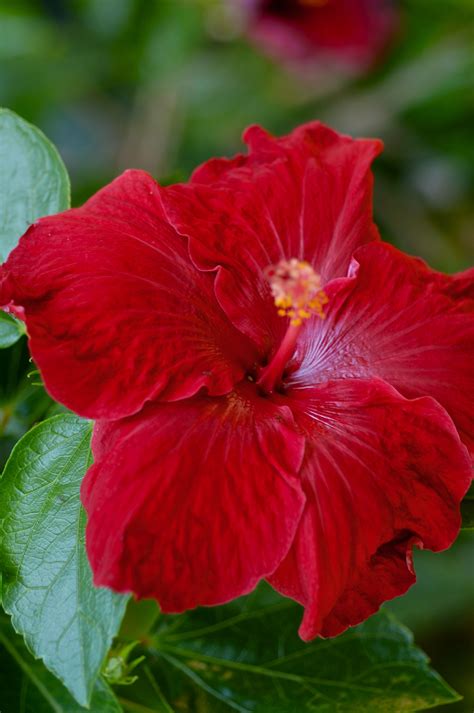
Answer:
[0, 1, 473, 710]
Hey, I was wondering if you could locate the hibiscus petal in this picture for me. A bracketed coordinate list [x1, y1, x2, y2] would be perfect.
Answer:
[0, 170, 255, 419]
[248, 0, 398, 68]
[161, 122, 382, 350]
[81, 385, 306, 609]
[268, 378, 471, 640]
[292, 241, 474, 456]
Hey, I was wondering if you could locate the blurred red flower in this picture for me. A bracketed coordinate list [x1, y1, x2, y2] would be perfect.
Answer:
[243, 0, 399, 70]
[1, 122, 472, 639]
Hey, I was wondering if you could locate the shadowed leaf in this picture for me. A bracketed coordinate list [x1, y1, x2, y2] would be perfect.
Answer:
[146, 592, 460, 712]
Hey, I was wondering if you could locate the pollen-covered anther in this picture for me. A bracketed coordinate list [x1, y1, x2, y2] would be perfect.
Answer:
[265, 258, 328, 326]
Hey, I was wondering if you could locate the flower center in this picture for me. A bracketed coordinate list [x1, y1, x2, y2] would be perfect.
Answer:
[266, 258, 327, 326]
[257, 259, 328, 394]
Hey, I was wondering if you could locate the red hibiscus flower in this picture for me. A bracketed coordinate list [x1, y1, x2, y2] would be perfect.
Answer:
[1, 122, 472, 640]
[242, 0, 399, 69]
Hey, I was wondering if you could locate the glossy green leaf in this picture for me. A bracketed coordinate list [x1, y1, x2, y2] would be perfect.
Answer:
[0, 414, 128, 706]
[0, 617, 122, 713]
[148, 593, 460, 713]
[0, 310, 25, 349]
[0, 108, 70, 262]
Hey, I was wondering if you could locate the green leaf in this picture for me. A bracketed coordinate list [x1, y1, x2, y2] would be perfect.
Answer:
[0, 310, 25, 349]
[461, 483, 474, 530]
[0, 617, 122, 712]
[148, 592, 460, 712]
[0, 108, 70, 262]
[0, 414, 128, 706]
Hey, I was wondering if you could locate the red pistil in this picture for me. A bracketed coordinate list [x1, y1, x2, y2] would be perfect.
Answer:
[257, 322, 301, 394]
[257, 259, 328, 394]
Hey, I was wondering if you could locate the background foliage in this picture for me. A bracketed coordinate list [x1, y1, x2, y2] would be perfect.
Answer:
[0, 0, 473, 711]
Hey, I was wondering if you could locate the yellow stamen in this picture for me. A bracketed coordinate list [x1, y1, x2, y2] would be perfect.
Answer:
[265, 258, 328, 323]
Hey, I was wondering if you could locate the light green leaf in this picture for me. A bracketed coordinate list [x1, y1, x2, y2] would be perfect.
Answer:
[0, 414, 128, 706]
[149, 593, 460, 712]
[0, 617, 122, 713]
[0, 310, 25, 349]
[0, 108, 70, 262]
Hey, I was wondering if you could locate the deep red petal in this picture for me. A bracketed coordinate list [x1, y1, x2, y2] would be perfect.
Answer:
[81, 385, 305, 609]
[268, 378, 471, 640]
[292, 241, 474, 456]
[161, 122, 382, 351]
[1, 170, 256, 419]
